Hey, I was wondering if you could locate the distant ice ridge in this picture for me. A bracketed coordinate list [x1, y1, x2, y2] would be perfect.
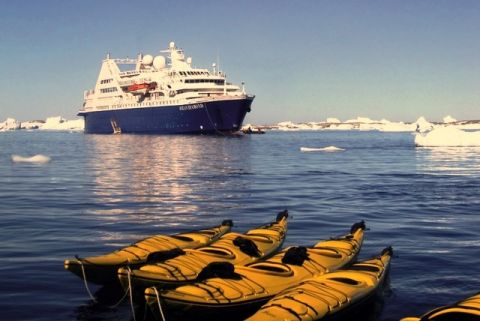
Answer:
[11, 154, 51, 163]
[273, 115, 480, 132]
[0, 116, 84, 132]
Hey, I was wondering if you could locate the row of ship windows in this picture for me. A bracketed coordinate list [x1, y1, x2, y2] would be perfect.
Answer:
[179, 71, 209, 76]
[100, 87, 118, 93]
[184, 79, 224, 84]
[100, 79, 113, 84]
[109, 100, 179, 108]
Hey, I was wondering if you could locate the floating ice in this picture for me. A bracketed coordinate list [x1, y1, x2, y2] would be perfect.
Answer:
[326, 117, 341, 123]
[40, 116, 84, 131]
[300, 146, 345, 152]
[413, 116, 435, 133]
[345, 116, 377, 124]
[443, 115, 457, 123]
[11, 154, 51, 163]
[415, 127, 480, 147]
[0, 118, 21, 131]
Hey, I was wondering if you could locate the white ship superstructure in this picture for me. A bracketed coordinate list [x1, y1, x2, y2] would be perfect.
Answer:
[78, 42, 254, 134]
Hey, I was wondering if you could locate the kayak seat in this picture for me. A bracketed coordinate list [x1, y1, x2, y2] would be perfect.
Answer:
[234, 236, 261, 257]
[197, 262, 241, 281]
[282, 246, 309, 266]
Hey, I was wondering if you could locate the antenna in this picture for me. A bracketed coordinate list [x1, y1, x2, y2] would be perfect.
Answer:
[216, 49, 220, 75]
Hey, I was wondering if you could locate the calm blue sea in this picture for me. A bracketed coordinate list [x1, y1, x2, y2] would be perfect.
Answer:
[0, 130, 479, 321]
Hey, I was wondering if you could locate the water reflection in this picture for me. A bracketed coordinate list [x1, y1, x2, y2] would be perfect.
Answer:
[416, 147, 480, 176]
[84, 135, 252, 222]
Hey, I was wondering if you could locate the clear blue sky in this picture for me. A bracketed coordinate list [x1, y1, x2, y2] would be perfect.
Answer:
[1, 0, 479, 124]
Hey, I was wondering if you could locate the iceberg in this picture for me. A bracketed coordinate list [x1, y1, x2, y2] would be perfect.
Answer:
[415, 126, 480, 147]
[414, 116, 435, 133]
[443, 115, 457, 123]
[0, 118, 21, 131]
[40, 116, 84, 131]
[326, 117, 341, 123]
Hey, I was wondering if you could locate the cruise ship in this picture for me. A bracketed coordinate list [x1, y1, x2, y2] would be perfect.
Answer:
[78, 42, 254, 134]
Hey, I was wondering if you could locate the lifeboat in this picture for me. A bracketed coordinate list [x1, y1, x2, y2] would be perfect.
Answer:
[127, 82, 157, 94]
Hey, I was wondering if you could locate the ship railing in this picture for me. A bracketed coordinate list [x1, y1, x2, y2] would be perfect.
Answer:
[112, 58, 138, 64]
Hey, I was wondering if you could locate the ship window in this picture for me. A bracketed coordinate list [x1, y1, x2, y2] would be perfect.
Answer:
[100, 78, 113, 84]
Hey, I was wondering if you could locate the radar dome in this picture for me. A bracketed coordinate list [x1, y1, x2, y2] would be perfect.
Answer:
[153, 55, 166, 69]
[142, 54, 154, 65]
[187, 57, 192, 65]
[169, 42, 175, 49]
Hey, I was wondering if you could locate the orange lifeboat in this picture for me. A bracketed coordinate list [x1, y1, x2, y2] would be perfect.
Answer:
[127, 82, 157, 94]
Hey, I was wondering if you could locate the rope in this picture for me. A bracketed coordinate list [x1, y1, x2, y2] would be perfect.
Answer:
[204, 105, 227, 136]
[109, 284, 131, 309]
[76, 257, 98, 303]
[153, 287, 167, 321]
[75, 256, 132, 308]
[127, 267, 137, 321]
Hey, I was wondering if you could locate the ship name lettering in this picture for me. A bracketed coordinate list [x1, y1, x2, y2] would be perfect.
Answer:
[179, 103, 205, 111]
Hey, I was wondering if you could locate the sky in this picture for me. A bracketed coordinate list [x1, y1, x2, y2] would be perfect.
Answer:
[0, 0, 479, 124]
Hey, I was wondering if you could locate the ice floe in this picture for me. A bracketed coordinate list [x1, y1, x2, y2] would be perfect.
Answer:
[300, 146, 345, 152]
[11, 154, 51, 163]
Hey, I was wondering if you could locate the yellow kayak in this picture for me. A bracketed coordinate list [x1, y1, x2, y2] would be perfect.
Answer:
[64, 220, 233, 285]
[401, 292, 480, 321]
[146, 221, 365, 320]
[246, 246, 392, 321]
[119, 211, 289, 294]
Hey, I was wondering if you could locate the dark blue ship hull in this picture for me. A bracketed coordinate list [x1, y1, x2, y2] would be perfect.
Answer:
[78, 97, 253, 134]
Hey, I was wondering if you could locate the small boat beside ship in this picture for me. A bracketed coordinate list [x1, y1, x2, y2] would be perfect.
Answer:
[78, 42, 254, 134]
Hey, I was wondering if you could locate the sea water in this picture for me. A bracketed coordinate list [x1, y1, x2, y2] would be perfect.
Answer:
[0, 130, 479, 321]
